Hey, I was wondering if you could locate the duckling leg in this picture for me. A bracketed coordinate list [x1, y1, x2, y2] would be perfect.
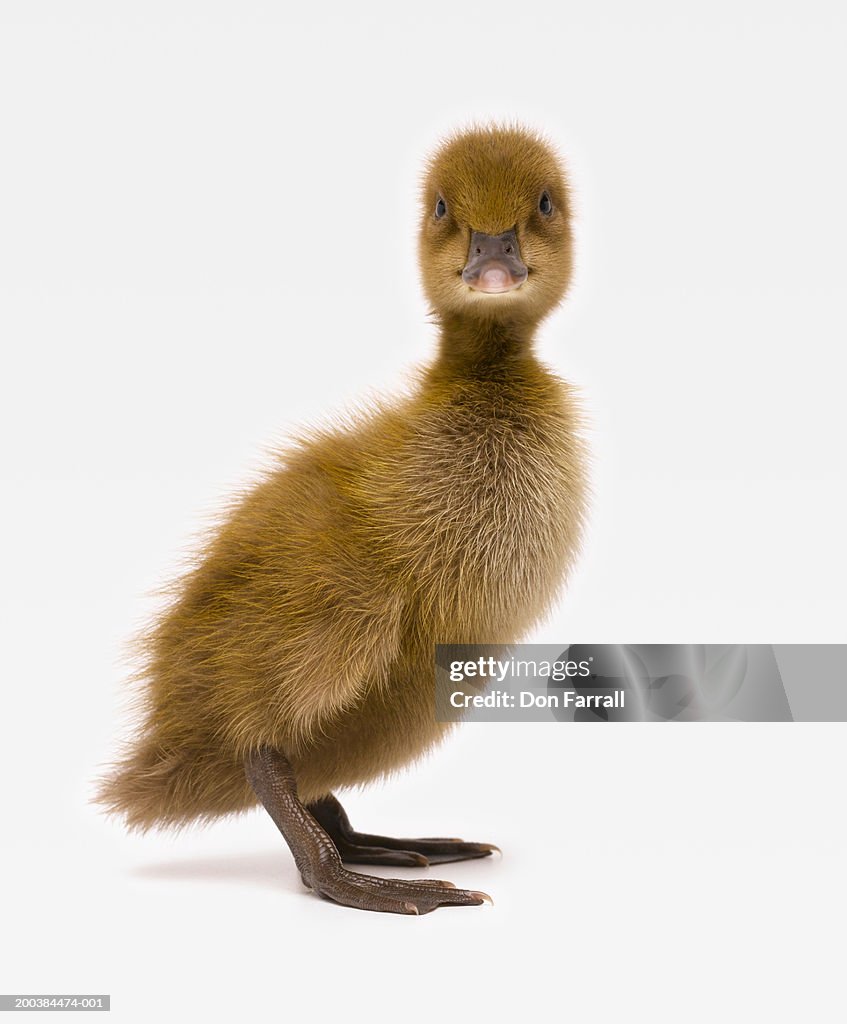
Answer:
[308, 793, 500, 866]
[244, 747, 491, 915]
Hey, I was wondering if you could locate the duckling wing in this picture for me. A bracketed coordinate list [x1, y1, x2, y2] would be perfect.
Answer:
[256, 560, 407, 747]
[148, 433, 409, 753]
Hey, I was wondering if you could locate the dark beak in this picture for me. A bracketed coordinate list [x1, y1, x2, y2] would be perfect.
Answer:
[462, 229, 528, 293]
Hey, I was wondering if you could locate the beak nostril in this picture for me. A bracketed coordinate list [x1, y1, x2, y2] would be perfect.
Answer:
[504, 245, 513, 254]
[475, 247, 481, 255]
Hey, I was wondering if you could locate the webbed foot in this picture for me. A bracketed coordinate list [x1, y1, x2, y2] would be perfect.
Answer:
[244, 748, 495, 915]
[308, 794, 500, 866]
[302, 864, 491, 915]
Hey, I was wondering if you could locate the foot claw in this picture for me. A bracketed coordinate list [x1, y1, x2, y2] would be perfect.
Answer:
[472, 890, 494, 906]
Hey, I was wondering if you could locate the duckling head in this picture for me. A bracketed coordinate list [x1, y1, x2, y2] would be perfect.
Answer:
[419, 123, 573, 330]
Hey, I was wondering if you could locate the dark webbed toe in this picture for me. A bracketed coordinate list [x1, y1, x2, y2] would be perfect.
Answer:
[308, 794, 499, 867]
[310, 866, 491, 914]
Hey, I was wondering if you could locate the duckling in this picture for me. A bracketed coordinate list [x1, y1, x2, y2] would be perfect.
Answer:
[98, 123, 588, 914]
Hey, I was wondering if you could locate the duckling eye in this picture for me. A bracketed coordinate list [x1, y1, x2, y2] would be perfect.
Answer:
[435, 196, 447, 220]
[538, 191, 553, 216]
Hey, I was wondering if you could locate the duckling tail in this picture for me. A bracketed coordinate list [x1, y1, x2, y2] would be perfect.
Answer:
[94, 734, 256, 832]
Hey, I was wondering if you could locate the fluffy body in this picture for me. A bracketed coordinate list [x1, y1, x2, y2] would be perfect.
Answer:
[98, 124, 588, 831]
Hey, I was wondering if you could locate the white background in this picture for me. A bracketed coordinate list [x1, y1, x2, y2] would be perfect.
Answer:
[2, 1, 846, 1021]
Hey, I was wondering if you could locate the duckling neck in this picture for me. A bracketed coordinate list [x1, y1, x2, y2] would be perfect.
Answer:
[431, 312, 537, 378]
